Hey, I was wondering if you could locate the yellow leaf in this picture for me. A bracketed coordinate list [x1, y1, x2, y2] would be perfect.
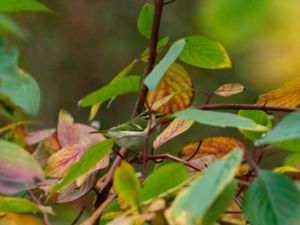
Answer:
[274, 166, 300, 181]
[0, 213, 45, 225]
[180, 136, 246, 160]
[147, 63, 193, 114]
[214, 83, 244, 97]
[256, 78, 300, 107]
[89, 103, 101, 121]
[153, 119, 194, 149]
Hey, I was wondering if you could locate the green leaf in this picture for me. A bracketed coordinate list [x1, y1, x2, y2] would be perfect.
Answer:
[0, 140, 44, 195]
[0, 197, 40, 213]
[99, 199, 120, 225]
[173, 109, 267, 131]
[202, 181, 236, 225]
[0, 13, 26, 38]
[113, 160, 141, 209]
[256, 112, 300, 151]
[0, 196, 52, 214]
[51, 139, 114, 193]
[0, 0, 49, 12]
[242, 170, 300, 225]
[238, 110, 272, 140]
[79, 76, 141, 107]
[179, 36, 231, 69]
[285, 153, 300, 167]
[137, 3, 154, 39]
[111, 59, 138, 83]
[0, 41, 40, 115]
[89, 59, 138, 120]
[166, 149, 243, 225]
[141, 163, 188, 202]
[144, 39, 186, 91]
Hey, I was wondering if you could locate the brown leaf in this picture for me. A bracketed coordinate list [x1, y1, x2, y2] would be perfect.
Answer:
[147, 63, 193, 114]
[256, 77, 300, 107]
[214, 83, 244, 97]
[153, 119, 194, 149]
[56, 172, 97, 203]
[180, 136, 246, 160]
[57, 110, 80, 147]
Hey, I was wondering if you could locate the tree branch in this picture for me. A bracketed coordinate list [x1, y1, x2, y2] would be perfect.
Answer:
[132, 0, 164, 117]
[199, 104, 299, 112]
[91, 1, 165, 224]
[80, 194, 116, 225]
[147, 153, 205, 171]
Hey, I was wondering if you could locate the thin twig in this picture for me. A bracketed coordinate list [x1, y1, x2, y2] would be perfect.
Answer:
[224, 211, 243, 214]
[70, 204, 86, 225]
[186, 141, 202, 161]
[142, 102, 155, 177]
[147, 153, 205, 171]
[199, 103, 299, 112]
[80, 194, 116, 225]
[243, 149, 259, 175]
[28, 190, 52, 225]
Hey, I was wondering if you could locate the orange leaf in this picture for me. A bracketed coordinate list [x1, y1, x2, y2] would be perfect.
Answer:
[180, 136, 246, 159]
[256, 78, 300, 107]
[147, 63, 193, 114]
[214, 83, 244, 97]
[153, 119, 194, 149]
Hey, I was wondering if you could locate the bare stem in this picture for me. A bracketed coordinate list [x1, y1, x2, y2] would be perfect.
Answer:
[28, 190, 52, 225]
[199, 103, 299, 112]
[91, 1, 165, 224]
[132, 0, 164, 117]
[80, 194, 116, 225]
[147, 153, 205, 171]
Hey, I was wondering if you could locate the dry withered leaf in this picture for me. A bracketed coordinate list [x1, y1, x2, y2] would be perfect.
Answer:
[180, 136, 246, 160]
[153, 119, 194, 149]
[147, 63, 193, 114]
[214, 83, 244, 97]
[256, 77, 300, 107]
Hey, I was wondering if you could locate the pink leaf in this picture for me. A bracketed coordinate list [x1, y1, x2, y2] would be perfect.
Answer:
[25, 129, 56, 145]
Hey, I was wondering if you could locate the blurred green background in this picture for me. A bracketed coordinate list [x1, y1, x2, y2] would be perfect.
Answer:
[6, 0, 299, 128]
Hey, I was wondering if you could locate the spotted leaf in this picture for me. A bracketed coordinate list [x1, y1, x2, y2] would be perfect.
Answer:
[147, 63, 193, 114]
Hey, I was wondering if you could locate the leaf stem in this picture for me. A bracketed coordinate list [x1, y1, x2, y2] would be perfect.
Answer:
[147, 153, 205, 171]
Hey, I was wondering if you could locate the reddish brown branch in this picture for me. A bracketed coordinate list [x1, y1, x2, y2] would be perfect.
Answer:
[147, 153, 205, 171]
[200, 104, 299, 112]
[92, 1, 165, 224]
[132, 0, 164, 117]
[80, 194, 116, 225]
